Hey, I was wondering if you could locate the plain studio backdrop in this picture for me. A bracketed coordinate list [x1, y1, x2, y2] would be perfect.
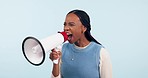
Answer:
[0, 0, 148, 78]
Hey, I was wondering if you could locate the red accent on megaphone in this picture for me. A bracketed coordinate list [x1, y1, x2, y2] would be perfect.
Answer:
[59, 31, 68, 42]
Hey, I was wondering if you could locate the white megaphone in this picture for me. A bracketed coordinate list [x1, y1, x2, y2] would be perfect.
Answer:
[22, 31, 68, 66]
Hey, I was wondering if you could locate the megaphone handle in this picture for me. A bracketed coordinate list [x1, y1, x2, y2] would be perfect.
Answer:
[52, 45, 62, 64]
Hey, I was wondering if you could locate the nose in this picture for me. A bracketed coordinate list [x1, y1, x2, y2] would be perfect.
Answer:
[64, 26, 70, 32]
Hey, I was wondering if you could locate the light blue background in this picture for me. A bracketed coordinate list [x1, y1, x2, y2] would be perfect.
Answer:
[0, 0, 148, 78]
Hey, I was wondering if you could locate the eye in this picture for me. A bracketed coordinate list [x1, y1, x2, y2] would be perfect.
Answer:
[68, 22, 75, 26]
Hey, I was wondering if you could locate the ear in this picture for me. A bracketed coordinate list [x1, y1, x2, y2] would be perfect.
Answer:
[81, 25, 87, 33]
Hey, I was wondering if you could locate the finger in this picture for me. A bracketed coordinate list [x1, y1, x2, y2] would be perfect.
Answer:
[50, 52, 57, 59]
[51, 49, 57, 52]
[49, 53, 53, 60]
[56, 51, 61, 56]
[51, 52, 59, 59]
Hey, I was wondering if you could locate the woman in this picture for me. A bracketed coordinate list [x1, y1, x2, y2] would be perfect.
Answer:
[50, 9, 112, 78]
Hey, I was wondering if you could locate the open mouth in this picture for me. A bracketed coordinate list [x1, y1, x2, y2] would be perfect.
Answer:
[67, 34, 73, 41]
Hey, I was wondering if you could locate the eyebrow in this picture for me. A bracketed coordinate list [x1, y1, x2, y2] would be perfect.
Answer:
[69, 22, 75, 24]
[64, 22, 76, 25]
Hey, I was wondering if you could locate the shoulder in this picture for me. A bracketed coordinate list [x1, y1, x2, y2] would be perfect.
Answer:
[90, 42, 103, 51]
[100, 47, 111, 62]
[100, 48, 110, 56]
[92, 41, 110, 58]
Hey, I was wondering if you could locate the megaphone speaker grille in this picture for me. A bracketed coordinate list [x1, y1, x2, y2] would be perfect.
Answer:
[22, 37, 45, 66]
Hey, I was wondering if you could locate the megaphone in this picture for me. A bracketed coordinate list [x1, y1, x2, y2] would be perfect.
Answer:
[22, 31, 68, 66]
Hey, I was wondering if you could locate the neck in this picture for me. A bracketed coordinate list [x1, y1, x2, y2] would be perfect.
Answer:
[74, 37, 90, 47]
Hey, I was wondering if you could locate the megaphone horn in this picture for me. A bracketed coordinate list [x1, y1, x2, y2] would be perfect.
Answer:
[22, 31, 68, 66]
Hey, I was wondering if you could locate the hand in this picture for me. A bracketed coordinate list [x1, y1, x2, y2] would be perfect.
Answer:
[49, 49, 62, 64]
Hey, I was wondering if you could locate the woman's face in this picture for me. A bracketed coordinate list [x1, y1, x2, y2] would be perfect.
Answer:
[64, 13, 86, 44]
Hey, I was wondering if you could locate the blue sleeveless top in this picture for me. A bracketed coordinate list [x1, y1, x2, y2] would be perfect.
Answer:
[61, 42, 102, 78]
